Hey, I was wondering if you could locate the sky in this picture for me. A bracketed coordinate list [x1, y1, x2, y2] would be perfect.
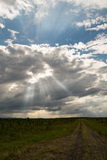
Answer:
[0, 0, 107, 118]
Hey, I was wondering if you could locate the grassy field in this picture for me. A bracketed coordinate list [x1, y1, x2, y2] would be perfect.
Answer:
[84, 118, 107, 136]
[0, 118, 77, 160]
[0, 118, 107, 160]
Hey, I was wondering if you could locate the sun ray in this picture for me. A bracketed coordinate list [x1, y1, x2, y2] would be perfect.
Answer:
[52, 76, 70, 94]
[24, 84, 35, 107]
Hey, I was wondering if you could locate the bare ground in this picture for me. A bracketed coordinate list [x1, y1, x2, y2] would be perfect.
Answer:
[8, 122, 107, 160]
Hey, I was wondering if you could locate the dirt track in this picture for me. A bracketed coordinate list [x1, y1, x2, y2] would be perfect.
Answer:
[10, 122, 107, 160]
[68, 122, 84, 160]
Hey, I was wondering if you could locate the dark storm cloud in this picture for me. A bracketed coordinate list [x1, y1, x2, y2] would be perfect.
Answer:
[0, 44, 107, 117]
[0, 46, 44, 84]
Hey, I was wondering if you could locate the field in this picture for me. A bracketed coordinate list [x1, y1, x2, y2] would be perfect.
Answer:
[0, 118, 107, 160]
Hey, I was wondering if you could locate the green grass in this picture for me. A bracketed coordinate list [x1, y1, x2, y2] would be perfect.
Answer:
[84, 118, 107, 136]
[0, 118, 78, 160]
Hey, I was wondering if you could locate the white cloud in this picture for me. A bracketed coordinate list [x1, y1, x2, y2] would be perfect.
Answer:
[8, 29, 19, 39]
[76, 16, 107, 30]
[0, 0, 32, 19]
[73, 33, 107, 55]
[35, 10, 48, 23]
[0, 0, 56, 20]
[0, 23, 5, 29]
[87, 34, 107, 54]
[5, 29, 19, 45]
[5, 39, 13, 45]
[87, 23, 107, 31]
[0, 0, 107, 20]
[73, 42, 86, 50]
[65, 0, 107, 9]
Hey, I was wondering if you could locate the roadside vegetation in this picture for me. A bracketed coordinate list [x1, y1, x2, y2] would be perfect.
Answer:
[84, 118, 107, 136]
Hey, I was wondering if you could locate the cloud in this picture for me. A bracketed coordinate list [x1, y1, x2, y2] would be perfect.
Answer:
[72, 33, 107, 56]
[0, 43, 107, 118]
[0, 0, 55, 20]
[4, 29, 19, 45]
[0, 23, 5, 29]
[0, 0, 16, 5]
[8, 29, 19, 39]
[0, 0, 107, 21]
[87, 23, 107, 31]
[0, 0, 32, 19]
[76, 16, 107, 30]
[73, 42, 86, 50]
[87, 34, 107, 54]
[71, 0, 107, 9]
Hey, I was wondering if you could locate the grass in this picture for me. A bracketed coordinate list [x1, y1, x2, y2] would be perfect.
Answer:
[0, 118, 78, 160]
[84, 118, 107, 136]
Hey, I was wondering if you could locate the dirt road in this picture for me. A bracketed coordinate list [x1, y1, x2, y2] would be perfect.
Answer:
[10, 121, 107, 160]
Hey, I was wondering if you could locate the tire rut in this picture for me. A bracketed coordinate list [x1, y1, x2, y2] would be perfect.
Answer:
[68, 122, 84, 160]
